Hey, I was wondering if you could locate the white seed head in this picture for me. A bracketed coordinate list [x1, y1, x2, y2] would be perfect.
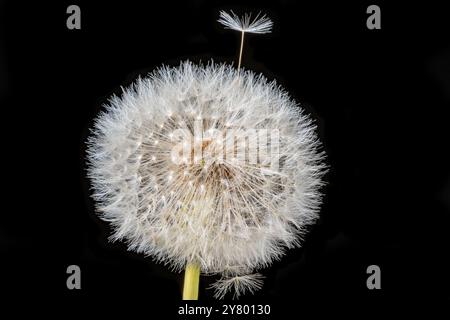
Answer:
[86, 61, 326, 298]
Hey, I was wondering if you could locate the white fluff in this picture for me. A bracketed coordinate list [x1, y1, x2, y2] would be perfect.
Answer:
[218, 10, 273, 34]
[87, 61, 326, 298]
[211, 273, 265, 299]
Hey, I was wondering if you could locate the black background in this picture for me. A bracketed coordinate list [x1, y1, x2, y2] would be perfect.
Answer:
[1, 0, 449, 317]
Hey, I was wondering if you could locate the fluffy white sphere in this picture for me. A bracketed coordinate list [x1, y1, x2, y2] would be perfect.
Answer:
[87, 61, 326, 298]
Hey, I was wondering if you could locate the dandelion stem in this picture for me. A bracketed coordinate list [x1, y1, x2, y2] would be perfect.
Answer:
[237, 31, 245, 71]
[182, 262, 200, 300]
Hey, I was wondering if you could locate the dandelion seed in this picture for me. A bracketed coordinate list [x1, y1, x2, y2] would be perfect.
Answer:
[218, 10, 273, 70]
[210, 274, 265, 299]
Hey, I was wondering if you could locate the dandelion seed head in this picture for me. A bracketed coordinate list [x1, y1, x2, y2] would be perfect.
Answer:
[86, 61, 326, 298]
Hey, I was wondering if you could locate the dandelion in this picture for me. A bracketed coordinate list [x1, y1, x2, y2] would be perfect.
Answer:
[86, 11, 326, 300]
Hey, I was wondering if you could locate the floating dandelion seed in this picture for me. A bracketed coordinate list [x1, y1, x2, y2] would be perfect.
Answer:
[218, 10, 273, 70]
[86, 11, 326, 300]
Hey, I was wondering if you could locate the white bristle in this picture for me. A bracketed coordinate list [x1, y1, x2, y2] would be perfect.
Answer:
[218, 10, 273, 34]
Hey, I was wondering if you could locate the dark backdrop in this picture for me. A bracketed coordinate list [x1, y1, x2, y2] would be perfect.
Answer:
[2, 0, 449, 317]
